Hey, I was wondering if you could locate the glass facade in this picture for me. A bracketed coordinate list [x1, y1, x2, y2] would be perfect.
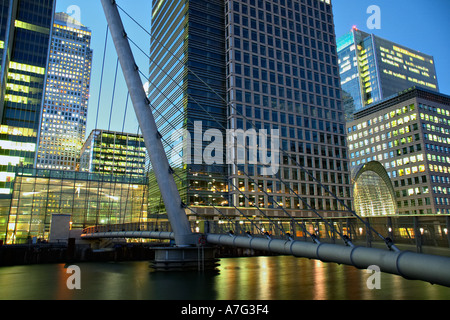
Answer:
[351, 161, 397, 217]
[0, 0, 55, 194]
[2, 167, 149, 244]
[226, 0, 352, 216]
[374, 36, 438, 97]
[347, 87, 450, 216]
[337, 28, 368, 120]
[338, 28, 438, 121]
[149, 0, 228, 213]
[79, 129, 147, 178]
[0, 0, 10, 69]
[36, 12, 92, 171]
[150, 0, 353, 219]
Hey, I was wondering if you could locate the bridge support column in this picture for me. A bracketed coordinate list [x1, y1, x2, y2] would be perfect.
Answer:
[365, 218, 372, 248]
[151, 246, 219, 272]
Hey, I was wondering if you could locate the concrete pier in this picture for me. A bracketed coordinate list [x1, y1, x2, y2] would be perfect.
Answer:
[151, 246, 219, 271]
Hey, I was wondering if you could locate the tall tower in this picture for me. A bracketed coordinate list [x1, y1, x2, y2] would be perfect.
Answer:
[36, 12, 92, 171]
[0, 0, 55, 195]
[149, 0, 228, 214]
[338, 27, 439, 121]
[149, 0, 353, 220]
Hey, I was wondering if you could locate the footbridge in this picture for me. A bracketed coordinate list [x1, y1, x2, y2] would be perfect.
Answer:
[89, 0, 450, 288]
[81, 220, 450, 287]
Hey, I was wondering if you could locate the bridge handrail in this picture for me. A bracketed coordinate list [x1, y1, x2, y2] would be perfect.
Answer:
[78, 226, 450, 287]
[206, 233, 450, 288]
[82, 222, 172, 235]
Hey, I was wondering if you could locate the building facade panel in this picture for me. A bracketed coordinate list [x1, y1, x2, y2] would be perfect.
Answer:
[226, 0, 352, 217]
[3, 167, 148, 244]
[149, 0, 228, 213]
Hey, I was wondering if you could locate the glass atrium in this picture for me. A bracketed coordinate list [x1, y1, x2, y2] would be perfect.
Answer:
[352, 161, 397, 217]
[1, 167, 148, 244]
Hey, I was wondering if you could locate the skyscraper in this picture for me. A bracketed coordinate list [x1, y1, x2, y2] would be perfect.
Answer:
[36, 12, 92, 171]
[149, 0, 228, 214]
[337, 27, 439, 121]
[149, 0, 353, 221]
[0, 0, 55, 194]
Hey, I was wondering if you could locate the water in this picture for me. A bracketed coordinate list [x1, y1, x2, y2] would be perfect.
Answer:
[0, 256, 449, 300]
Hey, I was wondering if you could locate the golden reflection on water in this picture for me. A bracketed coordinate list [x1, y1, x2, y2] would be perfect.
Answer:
[214, 255, 450, 300]
[1, 256, 450, 300]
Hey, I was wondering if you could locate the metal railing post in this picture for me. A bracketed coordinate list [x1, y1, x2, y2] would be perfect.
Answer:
[414, 216, 422, 253]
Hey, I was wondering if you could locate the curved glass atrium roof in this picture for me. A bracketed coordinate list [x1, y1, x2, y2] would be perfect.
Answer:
[351, 161, 397, 217]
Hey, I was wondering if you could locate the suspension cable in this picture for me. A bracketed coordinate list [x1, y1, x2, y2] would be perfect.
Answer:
[138, 66, 315, 241]
[108, 57, 120, 132]
[94, 25, 109, 130]
[131, 38, 339, 243]
[116, 3, 390, 246]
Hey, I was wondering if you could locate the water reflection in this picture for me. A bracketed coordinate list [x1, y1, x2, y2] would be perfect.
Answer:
[213, 256, 450, 300]
[0, 256, 449, 300]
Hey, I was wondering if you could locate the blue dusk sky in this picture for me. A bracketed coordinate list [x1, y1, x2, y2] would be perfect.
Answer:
[54, 0, 450, 135]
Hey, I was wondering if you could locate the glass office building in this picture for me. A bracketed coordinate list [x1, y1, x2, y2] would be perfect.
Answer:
[347, 87, 450, 216]
[149, 0, 353, 219]
[2, 167, 148, 244]
[149, 0, 229, 214]
[79, 129, 147, 178]
[0, 0, 55, 195]
[0, 1, 10, 68]
[36, 12, 93, 171]
[338, 27, 439, 121]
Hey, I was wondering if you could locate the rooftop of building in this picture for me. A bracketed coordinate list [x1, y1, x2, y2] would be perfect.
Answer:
[352, 86, 450, 121]
[86, 129, 144, 139]
[337, 27, 435, 60]
[54, 12, 91, 32]
[15, 166, 148, 184]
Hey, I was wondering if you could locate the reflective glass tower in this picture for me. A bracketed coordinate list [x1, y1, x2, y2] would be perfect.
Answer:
[0, 0, 55, 195]
[0, 0, 55, 242]
[149, 0, 228, 214]
[149, 0, 353, 220]
[36, 12, 92, 171]
[338, 27, 439, 121]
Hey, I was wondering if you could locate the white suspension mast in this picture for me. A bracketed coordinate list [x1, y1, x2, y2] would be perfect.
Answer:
[100, 0, 197, 246]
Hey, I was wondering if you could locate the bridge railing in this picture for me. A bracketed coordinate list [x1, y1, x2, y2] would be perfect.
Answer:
[196, 216, 450, 252]
[81, 216, 450, 253]
[339, 217, 450, 252]
[82, 222, 172, 235]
